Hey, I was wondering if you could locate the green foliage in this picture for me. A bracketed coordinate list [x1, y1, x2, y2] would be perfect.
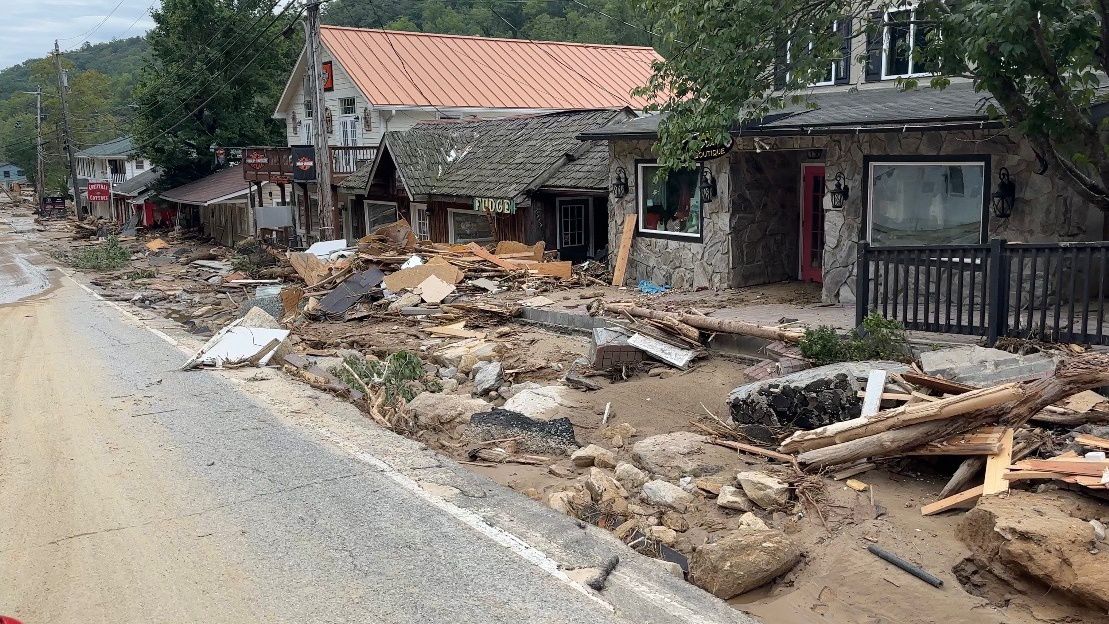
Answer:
[322, 0, 655, 47]
[69, 236, 132, 270]
[799, 313, 910, 365]
[330, 350, 432, 402]
[639, 0, 1109, 206]
[133, 0, 301, 190]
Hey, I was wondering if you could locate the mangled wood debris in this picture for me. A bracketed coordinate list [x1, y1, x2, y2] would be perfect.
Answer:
[600, 302, 805, 343]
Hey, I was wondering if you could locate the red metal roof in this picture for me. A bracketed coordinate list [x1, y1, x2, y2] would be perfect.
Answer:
[160, 166, 250, 206]
[320, 26, 662, 110]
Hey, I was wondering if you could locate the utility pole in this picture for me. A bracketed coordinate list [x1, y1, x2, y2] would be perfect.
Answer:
[302, 1, 338, 240]
[54, 41, 82, 218]
[21, 87, 43, 209]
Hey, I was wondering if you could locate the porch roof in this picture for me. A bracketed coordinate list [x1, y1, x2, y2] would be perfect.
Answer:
[579, 82, 998, 140]
[113, 167, 161, 196]
[160, 166, 249, 206]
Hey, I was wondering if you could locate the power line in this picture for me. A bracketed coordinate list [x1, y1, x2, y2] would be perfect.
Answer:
[118, 2, 157, 38]
[132, 6, 306, 153]
[362, 0, 445, 116]
[58, 0, 129, 43]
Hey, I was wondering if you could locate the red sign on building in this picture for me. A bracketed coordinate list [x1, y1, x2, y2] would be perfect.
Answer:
[322, 61, 334, 91]
[245, 150, 269, 170]
[87, 181, 111, 202]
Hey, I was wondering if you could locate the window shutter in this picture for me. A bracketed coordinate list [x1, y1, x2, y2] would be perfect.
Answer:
[772, 35, 788, 90]
[864, 11, 883, 82]
[835, 18, 852, 85]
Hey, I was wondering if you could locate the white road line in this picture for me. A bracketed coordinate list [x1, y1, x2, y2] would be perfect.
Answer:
[63, 269, 619, 615]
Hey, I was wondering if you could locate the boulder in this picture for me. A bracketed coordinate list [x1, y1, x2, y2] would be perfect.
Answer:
[737, 512, 769, 532]
[736, 471, 790, 509]
[548, 462, 577, 479]
[690, 529, 801, 599]
[406, 392, 490, 428]
[647, 525, 678, 545]
[957, 490, 1109, 610]
[631, 432, 713, 478]
[571, 444, 617, 468]
[548, 484, 590, 515]
[469, 408, 578, 454]
[583, 467, 628, 502]
[716, 486, 753, 512]
[502, 385, 582, 420]
[661, 511, 689, 532]
[433, 338, 500, 374]
[471, 360, 503, 396]
[614, 462, 648, 490]
[641, 480, 694, 512]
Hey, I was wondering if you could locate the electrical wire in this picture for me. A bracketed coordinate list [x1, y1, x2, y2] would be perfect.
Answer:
[362, 0, 445, 116]
[58, 0, 129, 43]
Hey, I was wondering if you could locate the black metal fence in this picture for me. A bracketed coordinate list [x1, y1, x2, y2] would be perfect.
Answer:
[856, 239, 1109, 345]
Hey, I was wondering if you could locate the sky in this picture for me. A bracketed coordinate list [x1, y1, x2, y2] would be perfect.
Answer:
[1, 0, 160, 70]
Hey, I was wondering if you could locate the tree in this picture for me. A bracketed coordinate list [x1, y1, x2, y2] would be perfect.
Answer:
[640, 0, 1109, 212]
[132, 0, 301, 188]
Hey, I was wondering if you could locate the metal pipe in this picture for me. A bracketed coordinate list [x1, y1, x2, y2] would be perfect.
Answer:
[867, 545, 944, 587]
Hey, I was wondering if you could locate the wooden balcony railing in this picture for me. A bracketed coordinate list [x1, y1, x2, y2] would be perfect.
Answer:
[241, 145, 378, 183]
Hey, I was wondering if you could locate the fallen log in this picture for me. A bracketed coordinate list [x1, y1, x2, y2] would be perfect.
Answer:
[795, 353, 1109, 469]
[602, 302, 805, 343]
[780, 383, 1024, 454]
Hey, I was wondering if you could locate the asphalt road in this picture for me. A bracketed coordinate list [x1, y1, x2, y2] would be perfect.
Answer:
[0, 217, 754, 624]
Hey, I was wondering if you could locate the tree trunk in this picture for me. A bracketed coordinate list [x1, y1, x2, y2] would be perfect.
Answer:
[796, 353, 1109, 469]
[603, 303, 805, 343]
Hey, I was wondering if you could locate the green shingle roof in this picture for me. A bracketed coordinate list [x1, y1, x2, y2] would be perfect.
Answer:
[75, 135, 136, 158]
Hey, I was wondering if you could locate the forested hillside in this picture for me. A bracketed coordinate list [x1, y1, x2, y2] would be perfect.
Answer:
[322, 0, 656, 47]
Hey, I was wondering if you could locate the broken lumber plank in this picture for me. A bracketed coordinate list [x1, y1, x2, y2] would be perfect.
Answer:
[921, 485, 983, 516]
[982, 429, 1014, 495]
[708, 438, 797, 464]
[532, 261, 572, 280]
[1003, 470, 1063, 481]
[904, 427, 1006, 456]
[857, 391, 914, 402]
[604, 302, 805, 343]
[900, 371, 977, 395]
[1074, 433, 1109, 450]
[861, 370, 889, 417]
[831, 462, 875, 480]
[1019, 459, 1109, 476]
[468, 242, 521, 271]
[611, 213, 636, 286]
[425, 321, 486, 339]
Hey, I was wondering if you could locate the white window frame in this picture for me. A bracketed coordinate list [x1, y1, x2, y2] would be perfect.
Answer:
[636, 162, 703, 240]
[880, 6, 933, 80]
[134, 159, 144, 171]
[865, 158, 988, 244]
[447, 207, 494, 244]
[786, 20, 844, 87]
[339, 97, 356, 116]
[410, 202, 430, 241]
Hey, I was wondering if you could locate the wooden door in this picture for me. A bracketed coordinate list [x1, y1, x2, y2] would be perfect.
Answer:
[557, 198, 591, 261]
[801, 165, 826, 283]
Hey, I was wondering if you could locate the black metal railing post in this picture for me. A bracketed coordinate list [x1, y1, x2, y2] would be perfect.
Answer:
[855, 241, 870, 326]
[986, 238, 1008, 346]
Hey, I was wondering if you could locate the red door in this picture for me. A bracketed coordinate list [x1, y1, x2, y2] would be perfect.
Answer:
[800, 165, 826, 283]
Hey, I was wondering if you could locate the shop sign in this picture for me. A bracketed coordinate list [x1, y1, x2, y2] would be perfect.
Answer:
[694, 138, 734, 161]
[473, 197, 516, 214]
[290, 145, 316, 182]
[87, 181, 111, 202]
[245, 150, 269, 170]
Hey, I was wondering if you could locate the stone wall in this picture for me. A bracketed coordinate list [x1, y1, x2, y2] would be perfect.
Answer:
[608, 140, 733, 289]
[820, 129, 1105, 303]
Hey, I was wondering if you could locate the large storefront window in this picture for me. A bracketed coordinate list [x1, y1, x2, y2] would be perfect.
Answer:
[866, 158, 987, 246]
[637, 162, 702, 240]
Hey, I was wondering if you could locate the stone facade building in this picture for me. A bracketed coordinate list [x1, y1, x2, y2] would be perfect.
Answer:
[582, 84, 1106, 304]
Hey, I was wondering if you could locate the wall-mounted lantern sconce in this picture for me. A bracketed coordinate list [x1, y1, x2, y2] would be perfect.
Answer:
[828, 172, 850, 209]
[991, 167, 1016, 219]
[612, 166, 629, 198]
[699, 166, 718, 203]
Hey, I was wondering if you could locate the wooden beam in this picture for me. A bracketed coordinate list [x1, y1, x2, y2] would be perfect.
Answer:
[861, 370, 889, 417]
[708, 438, 798, 465]
[1019, 459, 1109, 476]
[1074, 433, 1109, 451]
[611, 213, 636, 287]
[982, 428, 1014, 495]
[921, 485, 983, 516]
[900, 371, 977, 395]
[467, 242, 522, 271]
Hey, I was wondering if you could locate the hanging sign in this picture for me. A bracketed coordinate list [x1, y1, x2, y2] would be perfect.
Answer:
[245, 150, 270, 170]
[322, 61, 334, 91]
[290, 145, 316, 182]
[473, 197, 516, 214]
[694, 137, 734, 161]
[87, 181, 111, 202]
